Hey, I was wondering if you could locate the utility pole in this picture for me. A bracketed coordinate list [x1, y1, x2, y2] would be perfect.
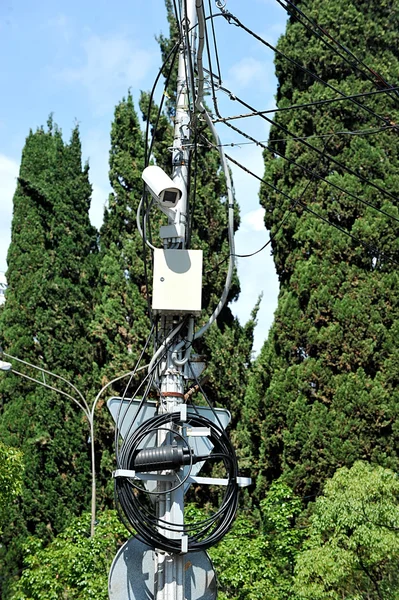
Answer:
[155, 3, 197, 598]
[108, 2, 250, 598]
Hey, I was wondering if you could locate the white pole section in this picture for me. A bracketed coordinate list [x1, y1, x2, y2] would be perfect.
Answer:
[155, 2, 197, 600]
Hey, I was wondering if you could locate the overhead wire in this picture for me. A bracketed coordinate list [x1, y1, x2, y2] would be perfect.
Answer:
[205, 136, 331, 270]
[215, 86, 399, 211]
[213, 86, 399, 124]
[276, 0, 399, 104]
[212, 118, 399, 226]
[223, 151, 399, 269]
[140, 39, 181, 324]
[220, 9, 398, 130]
[215, 123, 398, 147]
[207, 0, 222, 83]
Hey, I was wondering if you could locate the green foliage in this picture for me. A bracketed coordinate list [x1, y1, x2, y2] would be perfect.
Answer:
[294, 461, 399, 599]
[91, 92, 149, 379]
[0, 443, 23, 532]
[0, 121, 98, 598]
[10, 510, 126, 600]
[243, 0, 399, 497]
[206, 481, 304, 600]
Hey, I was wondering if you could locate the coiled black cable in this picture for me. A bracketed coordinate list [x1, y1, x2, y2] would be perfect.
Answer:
[114, 411, 239, 552]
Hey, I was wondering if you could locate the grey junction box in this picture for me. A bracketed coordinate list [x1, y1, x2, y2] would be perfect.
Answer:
[152, 249, 203, 315]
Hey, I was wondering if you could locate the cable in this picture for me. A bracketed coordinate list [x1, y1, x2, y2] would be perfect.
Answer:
[216, 88, 399, 212]
[212, 119, 399, 226]
[222, 10, 396, 131]
[223, 151, 399, 269]
[114, 411, 239, 552]
[276, 0, 399, 104]
[215, 123, 398, 147]
[204, 1, 224, 117]
[213, 86, 399, 124]
[207, 0, 222, 83]
[194, 0, 206, 111]
[205, 137, 331, 270]
[192, 108, 235, 341]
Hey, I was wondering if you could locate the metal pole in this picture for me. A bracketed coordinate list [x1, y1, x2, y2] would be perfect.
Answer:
[155, 2, 197, 599]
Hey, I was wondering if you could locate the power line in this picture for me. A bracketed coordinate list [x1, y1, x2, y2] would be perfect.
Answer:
[213, 86, 399, 123]
[215, 123, 397, 147]
[204, 119, 399, 227]
[276, 0, 399, 104]
[221, 10, 397, 131]
[223, 151, 399, 269]
[206, 138, 331, 270]
[216, 89, 399, 210]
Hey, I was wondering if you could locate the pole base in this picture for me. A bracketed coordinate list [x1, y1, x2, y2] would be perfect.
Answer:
[108, 537, 217, 600]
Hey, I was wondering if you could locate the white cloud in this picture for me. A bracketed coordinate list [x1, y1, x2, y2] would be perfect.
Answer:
[242, 207, 266, 232]
[0, 154, 19, 272]
[228, 57, 269, 90]
[57, 34, 157, 114]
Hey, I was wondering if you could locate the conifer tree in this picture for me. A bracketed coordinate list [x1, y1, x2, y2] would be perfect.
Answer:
[91, 93, 149, 378]
[242, 0, 399, 497]
[0, 120, 98, 598]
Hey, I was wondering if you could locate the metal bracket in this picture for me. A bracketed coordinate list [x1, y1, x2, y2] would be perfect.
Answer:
[113, 470, 251, 487]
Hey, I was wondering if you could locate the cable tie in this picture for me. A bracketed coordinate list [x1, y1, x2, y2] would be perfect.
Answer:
[180, 403, 187, 421]
[186, 426, 211, 437]
[113, 469, 136, 479]
[181, 535, 188, 554]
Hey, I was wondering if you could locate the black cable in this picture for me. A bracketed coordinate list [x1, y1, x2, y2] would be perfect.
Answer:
[207, 0, 222, 83]
[183, 0, 197, 113]
[172, 0, 181, 25]
[186, 126, 199, 247]
[141, 41, 180, 323]
[223, 11, 396, 131]
[143, 41, 180, 167]
[276, 0, 399, 104]
[216, 123, 397, 147]
[115, 411, 239, 552]
[115, 316, 189, 461]
[223, 151, 399, 269]
[204, 139, 330, 270]
[204, 2, 223, 118]
[211, 120, 399, 226]
[214, 86, 399, 124]
[216, 88, 399, 211]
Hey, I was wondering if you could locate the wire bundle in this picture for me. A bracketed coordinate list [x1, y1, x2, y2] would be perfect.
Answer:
[115, 411, 239, 552]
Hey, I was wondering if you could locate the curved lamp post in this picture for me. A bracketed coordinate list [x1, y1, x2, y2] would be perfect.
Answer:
[0, 350, 146, 537]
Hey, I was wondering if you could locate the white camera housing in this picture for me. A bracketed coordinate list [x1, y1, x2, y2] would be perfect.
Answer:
[142, 165, 182, 208]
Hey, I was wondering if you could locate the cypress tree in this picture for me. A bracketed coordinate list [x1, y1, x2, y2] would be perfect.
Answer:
[91, 93, 149, 378]
[242, 1, 399, 497]
[0, 120, 98, 597]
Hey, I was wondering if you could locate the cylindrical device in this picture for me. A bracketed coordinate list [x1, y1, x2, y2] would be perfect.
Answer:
[131, 445, 192, 472]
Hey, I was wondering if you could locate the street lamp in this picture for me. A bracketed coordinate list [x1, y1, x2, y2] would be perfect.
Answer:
[0, 349, 147, 537]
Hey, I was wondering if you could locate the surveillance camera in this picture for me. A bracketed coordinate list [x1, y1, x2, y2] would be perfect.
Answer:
[142, 166, 182, 208]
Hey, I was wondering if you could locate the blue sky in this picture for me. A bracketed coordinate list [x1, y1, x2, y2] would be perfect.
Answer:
[0, 0, 287, 353]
